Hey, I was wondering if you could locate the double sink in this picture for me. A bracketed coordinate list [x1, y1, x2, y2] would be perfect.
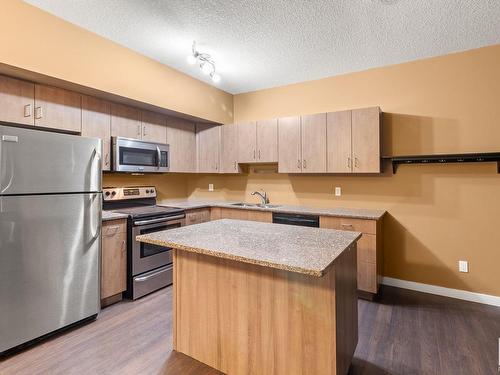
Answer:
[231, 202, 281, 209]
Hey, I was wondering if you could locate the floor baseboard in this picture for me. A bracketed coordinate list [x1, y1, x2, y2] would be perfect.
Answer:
[381, 277, 500, 307]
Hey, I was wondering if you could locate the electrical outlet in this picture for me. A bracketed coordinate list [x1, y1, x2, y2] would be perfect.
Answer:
[208, 183, 214, 192]
[458, 260, 469, 273]
[335, 187, 342, 196]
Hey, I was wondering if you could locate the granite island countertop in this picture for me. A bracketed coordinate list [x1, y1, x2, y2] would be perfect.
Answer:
[159, 199, 386, 220]
[136, 219, 361, 277]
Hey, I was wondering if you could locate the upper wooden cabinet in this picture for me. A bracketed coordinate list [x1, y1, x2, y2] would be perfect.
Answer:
[256, 119, 278, 162]
[327, 107, 380, 173]
[237, 119, 278, 163]
[196, 124, 220, 173]
[0, 75, 34, 126]
[301, 113, 327, 173]
[352, 107, 380, 173]
[34, 85, 82, 133]
[278, 116, 302, 173]
[81, 96, 111, 171]
[167, 117, 197, 172]
[237, 121, 257, 163]
[111, 103, 141, 139]
[327, 110, 352, 173]
[141, 110, 167, 143]
[278, 114, 326, 173]
[220, 125, 241, 173]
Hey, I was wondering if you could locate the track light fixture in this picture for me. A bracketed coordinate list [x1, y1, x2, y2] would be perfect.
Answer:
[187, 41, 221, 84]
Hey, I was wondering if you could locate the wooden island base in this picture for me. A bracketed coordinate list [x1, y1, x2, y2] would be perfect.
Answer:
[172, 245, 358, 375]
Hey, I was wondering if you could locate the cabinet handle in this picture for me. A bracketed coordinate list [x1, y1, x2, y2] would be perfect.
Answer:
[303, 159, 306, 169]
[347, 157, 351, 169]
[24, 104, 32, 118]
[138, 125, 142, 136]
[354, 157, 359, 168]
[105, 153, 110, 166]
[121, 240, 126, 252]
[297, 159, 301, 169]
[341, 223, 354, 230]
[253, 149, 256, 159]
[258, 150, 261, 159]
[234, 161, 237, 170]
[34, 106, 42, 119]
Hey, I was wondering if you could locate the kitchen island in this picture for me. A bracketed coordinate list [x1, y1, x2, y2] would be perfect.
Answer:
[137, 219, 361, 375]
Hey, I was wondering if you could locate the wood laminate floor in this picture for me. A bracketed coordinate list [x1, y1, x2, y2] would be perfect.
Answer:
[1, 286, 499, 375]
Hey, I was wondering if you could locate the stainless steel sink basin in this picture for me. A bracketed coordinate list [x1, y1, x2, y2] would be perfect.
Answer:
[230, 203, 281, 209]
[230, 203, 257, 207]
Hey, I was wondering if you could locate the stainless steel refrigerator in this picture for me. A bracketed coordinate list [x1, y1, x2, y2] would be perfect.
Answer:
[0, 124, 102, 355]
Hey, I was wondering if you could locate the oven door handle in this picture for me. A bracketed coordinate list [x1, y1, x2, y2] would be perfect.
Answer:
[134, 214, 185, 226]
[135, 266, 171, 282]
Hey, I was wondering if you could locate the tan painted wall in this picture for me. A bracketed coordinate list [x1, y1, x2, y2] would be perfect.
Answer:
[188, 45, 500, 296]
[0, 0, 233, 124]
[103, 174, 188, 202]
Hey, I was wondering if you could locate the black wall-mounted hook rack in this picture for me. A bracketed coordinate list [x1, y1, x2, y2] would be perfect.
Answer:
[382, 153, 500, 174]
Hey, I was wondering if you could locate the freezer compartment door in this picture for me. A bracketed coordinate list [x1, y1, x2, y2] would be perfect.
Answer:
[0, 193, 101, 353]
[0, 125, 101, 195]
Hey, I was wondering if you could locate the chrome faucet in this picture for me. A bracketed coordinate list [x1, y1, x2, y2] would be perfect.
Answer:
[251, 190, 269, 205]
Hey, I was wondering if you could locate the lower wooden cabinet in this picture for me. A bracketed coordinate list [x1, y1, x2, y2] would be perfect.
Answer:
[185, 208, 211, 225]
[101, 219, 127, 306]
[320, 215, 382, 297]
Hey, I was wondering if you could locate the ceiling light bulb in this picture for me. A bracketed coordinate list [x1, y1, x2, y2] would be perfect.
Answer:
[210, 73, 221, 83]
[187, 54, 197, 65]
[201, 62, 212, 75]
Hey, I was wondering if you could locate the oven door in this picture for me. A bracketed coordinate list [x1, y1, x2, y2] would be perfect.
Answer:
[112, 137, 169, 173]
[131, 215, 184, 276]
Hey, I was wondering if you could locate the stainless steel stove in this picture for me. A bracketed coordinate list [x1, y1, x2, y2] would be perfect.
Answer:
[103, 186, 185, 299]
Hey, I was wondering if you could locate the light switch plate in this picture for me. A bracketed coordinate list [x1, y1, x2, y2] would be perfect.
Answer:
[208, 183, 214, 192]
[335, 187, 342, 196]
[459, 260, 468, 273]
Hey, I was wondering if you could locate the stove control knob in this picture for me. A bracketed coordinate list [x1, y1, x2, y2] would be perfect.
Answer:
[145, 189, 150, 194]
[105, 191, 111, 197]
[111, 191, 117, 196]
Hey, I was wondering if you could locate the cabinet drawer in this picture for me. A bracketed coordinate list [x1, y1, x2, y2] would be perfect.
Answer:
[357, 234, 376, 263]
[357, 260, 377, 293]
[103, 220, 127, 236]
[320, 216, 376, 234]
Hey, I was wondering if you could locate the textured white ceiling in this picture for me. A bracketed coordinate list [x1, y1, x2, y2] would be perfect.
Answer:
[24, 0, 500, 94]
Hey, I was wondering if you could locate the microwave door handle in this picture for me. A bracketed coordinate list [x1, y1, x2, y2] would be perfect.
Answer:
[156, 146, 161, 169]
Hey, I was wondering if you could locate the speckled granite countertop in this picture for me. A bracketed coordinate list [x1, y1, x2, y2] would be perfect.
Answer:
[159, 199, 386, 220]
[136, 219, 361, 277]
[102, 210, 129, 221]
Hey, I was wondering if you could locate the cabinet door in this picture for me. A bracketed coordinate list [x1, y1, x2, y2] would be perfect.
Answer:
[327, 110, 352, 173]
[237, 121, 257, 163]
[220, 124, 240, 173]
[167, 117, 196, 172]
[101, 220, 127, 299]
[196, 124, 220, 173]
[141, 110, 167, 143]
[352, 107, 380, 173]
[277, 116, 301, 173]
[81, 96, 111, 171]
[110, 103, 141, 139]
[300, 113, 327, 173]
[0, 75, 34, 126]
[34, 85, 81, 133]
[256, 118, 278, 162]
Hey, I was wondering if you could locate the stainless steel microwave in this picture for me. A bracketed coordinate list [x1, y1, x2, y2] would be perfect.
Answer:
[112, 137, 169, 173]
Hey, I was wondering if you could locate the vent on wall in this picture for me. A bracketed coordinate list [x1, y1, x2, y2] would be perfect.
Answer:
[382, 153, 500, 174]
